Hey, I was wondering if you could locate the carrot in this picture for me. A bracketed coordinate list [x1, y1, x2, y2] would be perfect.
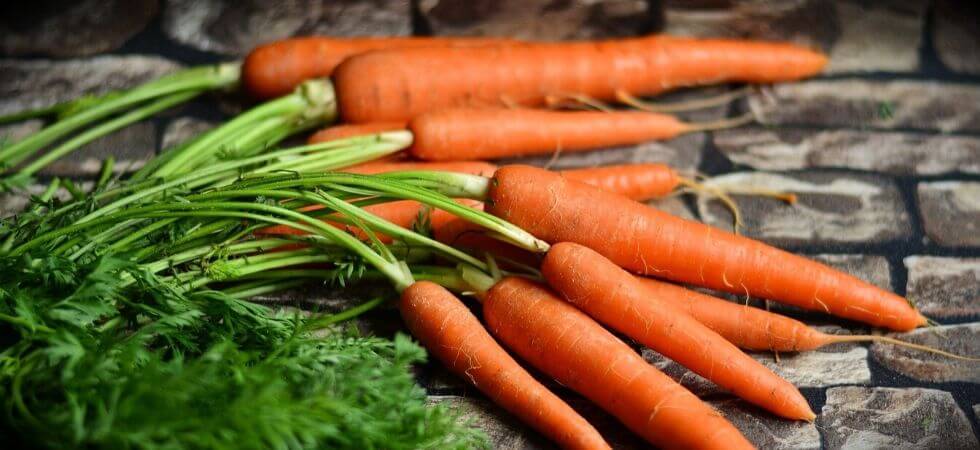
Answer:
[333, 35, 827, 122]
[483, 277, 753, 450]
[242, 36, 518, 99]
[485, 165, 926, 331]
[345, 160, 498, 177]
[636, 276, 977, 360]
[407, 108, 750, 160]
[542, 242, 813, 420]
[433, 217, 540, 268]
[400, 282, 610, 450]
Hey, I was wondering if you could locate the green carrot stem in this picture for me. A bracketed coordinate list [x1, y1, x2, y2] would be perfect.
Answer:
[150, 79, 337, 179]
[96, 156, 115, 189]
[0, 63, 239, 166]
[11, 91, 199, 174]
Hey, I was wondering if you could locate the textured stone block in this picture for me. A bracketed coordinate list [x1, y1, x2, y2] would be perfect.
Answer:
[905, 256, 979, 319]
[932, 0, 980, 75]
[820, 386, 979, 449]
[0, 56, 181, 115]
[747, 80, 980, 133]
[870, 323, 980, 383]
[163, 0, 411, 55]
[917, 182, 980, 247]
[419, 0, 653, 40]
[697, 171, 911, 245]
[0, 1, 158, 57]
[714, 128, 980, 175]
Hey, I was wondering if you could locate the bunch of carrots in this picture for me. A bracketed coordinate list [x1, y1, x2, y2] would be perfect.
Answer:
[3, 32, 973, 450]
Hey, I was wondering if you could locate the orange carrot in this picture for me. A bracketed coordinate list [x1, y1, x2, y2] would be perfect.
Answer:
[636, 276, 975, 359]
[433, 217, 540, 267]
[542, 242, 813, 420]
[242, 36, 518, 99]
[483, 277, 753, 450]
[307, 121, 407, 143]
[407, 108, 747, 160]
[345, 160, 498, 177]
[334, 36, 827, 122]
[485, 165, 926, 331]
[400, 282, 610, 450]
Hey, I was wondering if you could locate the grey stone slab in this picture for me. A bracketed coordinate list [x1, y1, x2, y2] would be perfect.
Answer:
[163, 0, 411, 56]
[697, 171, 911, 246]
[917, 182, 980, 247]
[497, 132, 705, 173]
[714, 128, 980, 175]
[905, 256, 979, 320]
[642, 325, 871, 396]
[0, 0, 158, 57]
[820, 386, 979, 450]
[663, 0, 925, 73]
[37, 122, 156, 176]
[419, 0, 653, 40]
[747, 80, 980, 133]
[932, 0, 980, 75]
[710, 398, 820, 450]
[870, 322, 980, 383]
[0, 56, 182, 115]
[160, 117, 218, 151]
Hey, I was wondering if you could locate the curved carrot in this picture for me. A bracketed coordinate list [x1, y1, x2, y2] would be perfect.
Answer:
[407, 108, 746, 160]
[483, 277, 753, 450]
[400, 282, 610, 450]
[334, 35, 827, 122]
[242, 36, 517, 99]
[542, 242, 814, 420]
[345, 160, 498, 177]
[637, 276, 977, 360]
[486, 165, 926, 331]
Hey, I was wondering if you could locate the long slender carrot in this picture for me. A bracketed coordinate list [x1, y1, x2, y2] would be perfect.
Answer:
[636, 276, 977, 360]
[334, 35, 827, 122]
[485, 165, 926, 331]
[400, 281, 610, 450]
[542, 242, 814, 420]
[407, 108, 750, 160]
[483, 277, 753, 450]
[242, 36, 518, 99]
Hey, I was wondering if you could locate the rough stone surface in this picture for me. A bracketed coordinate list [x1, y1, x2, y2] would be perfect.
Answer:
[820, 386, 979, 450]
[932, 0, 980, 75]
[710, 398, 820, 450]
[38, 122, 156, 176]
[0, 1, 158, 57]
[905, 256, 979, 319]
[0, 120, 42, 144]
[163, 0, 411, 55]
[714, 128, 980, 175]
[663, 0, 925, 73]
[160, 117, 218, 150]
[419, 0, 653, 40]
[697, 171, 911, 245]
[497, 133, 705, 173]
[871, 323, 980, 384]
[0, 56, 182, 116]
[747, 80, 980, 133]
[642, 325, 871, 396]
[917, 182, 980, 247]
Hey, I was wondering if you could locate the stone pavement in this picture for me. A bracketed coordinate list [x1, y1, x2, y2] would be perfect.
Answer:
[1, 1, 977, 448]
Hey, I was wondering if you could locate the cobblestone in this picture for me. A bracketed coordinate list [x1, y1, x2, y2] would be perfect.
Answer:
[917, 182, 980, 247]
[905, 256, 979, 319]
[871, 322, 980, 383]
[697, 171, 911, 245]
[932, 0, 980, 75]
[820, 386, 979, 449]
[714, 128, 980, 175]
